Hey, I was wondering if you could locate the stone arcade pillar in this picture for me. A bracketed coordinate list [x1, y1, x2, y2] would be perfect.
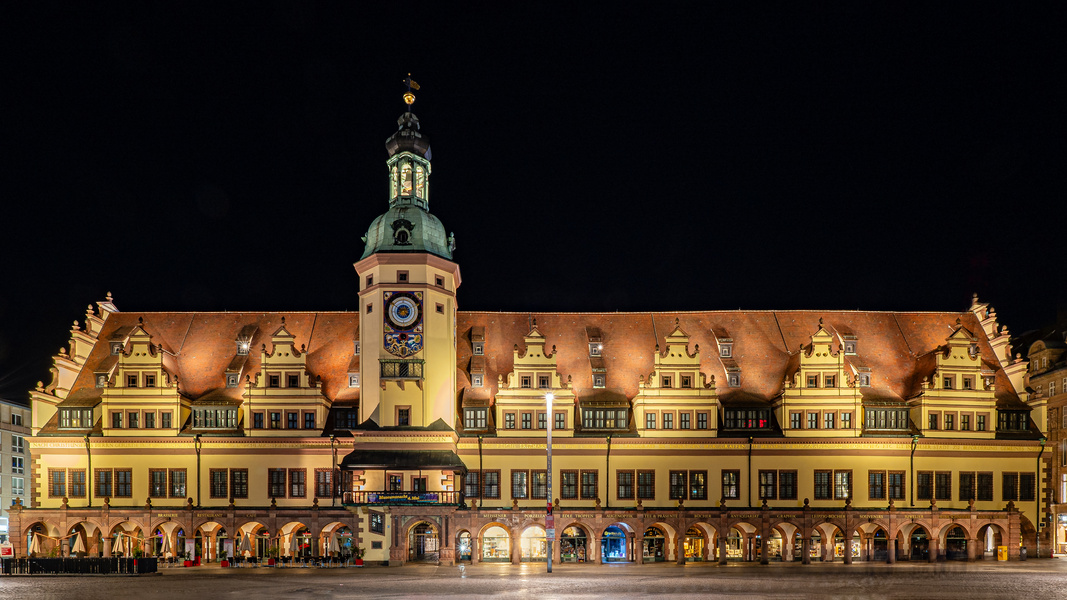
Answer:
[635, 531, 644, 565]
[103, 538, 111, 558]
[801, 537, 811, 565]
[967, 538, 978, 561]
[843, 533, 853, 565]
[928, 537, 939, 563]
[887, 538, 896, 564]
[718, 537, 727, 565]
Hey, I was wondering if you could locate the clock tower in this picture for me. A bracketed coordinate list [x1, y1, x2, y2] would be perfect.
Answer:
[354, 82, 460, 430]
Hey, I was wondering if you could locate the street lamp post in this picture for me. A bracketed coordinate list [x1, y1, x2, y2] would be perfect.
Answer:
[546, 392, 554, 574]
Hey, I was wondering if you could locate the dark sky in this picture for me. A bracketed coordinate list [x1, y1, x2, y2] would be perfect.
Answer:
[3, 2, 1065, 400]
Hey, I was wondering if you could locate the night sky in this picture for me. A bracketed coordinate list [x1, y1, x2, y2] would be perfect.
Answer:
[4, 3, 1065, 401]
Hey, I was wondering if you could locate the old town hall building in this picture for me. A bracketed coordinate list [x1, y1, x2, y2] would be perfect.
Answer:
[8, 89, 1048, 566]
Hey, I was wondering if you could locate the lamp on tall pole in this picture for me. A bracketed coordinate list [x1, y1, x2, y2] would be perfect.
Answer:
[546, 391, 554, 574]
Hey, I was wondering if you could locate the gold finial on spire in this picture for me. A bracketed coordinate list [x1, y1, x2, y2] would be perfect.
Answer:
[402, 73, 420, 109]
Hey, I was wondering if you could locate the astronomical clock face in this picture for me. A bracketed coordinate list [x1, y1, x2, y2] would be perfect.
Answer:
[383, 291, 423, 357]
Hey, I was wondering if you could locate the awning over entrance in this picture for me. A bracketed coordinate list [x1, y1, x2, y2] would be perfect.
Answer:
[340, 448, 465, 471]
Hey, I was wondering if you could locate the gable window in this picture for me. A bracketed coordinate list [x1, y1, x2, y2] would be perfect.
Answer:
[237, 340, 250, 355]
[943, 376, 953, 389]
[807, 375, 818, 388]
[824, 375, 835, 388]
[681, 375, 692, 389]
[287, 374, 299, 388]
[127, 374, 138, 388]
[520, 375, 531, 389]
[538, 375, 550, 389]
[661, 376, 672, 388]
[963, 376, 975, 391]
[844, 342, 856, 354]
[268, 374, 279, 388]
[144, 374, 156, 388]
[354, 341, 361, 355]
[111, 342, 123, 355]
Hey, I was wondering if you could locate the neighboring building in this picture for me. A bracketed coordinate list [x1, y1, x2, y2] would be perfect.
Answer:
[1024, 328, 1066, 555]
[8, 90, 1048, 564]
[0, 398, 31, 542]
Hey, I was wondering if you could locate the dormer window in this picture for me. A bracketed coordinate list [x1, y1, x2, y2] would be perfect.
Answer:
[237, 341, 250, 356]
[227, 374, 239, 388]
[858, 373, 871, 387]
[843, 342, 856, 355]
[349, 373, 360, 388]
[96, 374, 107, 388]
[472, 374, 483, 387]
[720, 344, 732, 358]
[969, 343, 979, 357]
[473, 342, 484, 356]
[111, 342, 123, 355]
[728, 373, 740, 388]
[593, 374, 606, 388]
[354, 341, 361, 355]
[589, 343, 602, 357]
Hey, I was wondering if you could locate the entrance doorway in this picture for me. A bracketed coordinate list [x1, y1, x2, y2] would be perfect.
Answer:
[684, 527, 705, 562]
[945, 526, 968, 560]
[409, 522, 439, 562]
[458, 532, 472, 562]
[642, 527, 665, 562]
[910, 529, 929, 561]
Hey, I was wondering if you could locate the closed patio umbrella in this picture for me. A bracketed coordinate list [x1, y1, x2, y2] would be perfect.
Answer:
[28, 533, 41, 555]
[328, 534, 340, 555]
[288, 532, 299, 557]
[160, 534, 172, 557]
[72, 534, 86, 554]
[239, 532, 252, 555]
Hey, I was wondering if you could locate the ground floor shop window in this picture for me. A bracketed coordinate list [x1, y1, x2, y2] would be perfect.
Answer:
[481, 526, 510, 562]
[520, 527, 547, 562]
[458, 532, 472, 562]
[601, 526, 628, 562]
[642, 527, 665, 562]
[561, 526, 588, 562]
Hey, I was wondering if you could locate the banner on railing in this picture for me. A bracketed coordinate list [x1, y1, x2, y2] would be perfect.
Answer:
[368, 492, 440, 504]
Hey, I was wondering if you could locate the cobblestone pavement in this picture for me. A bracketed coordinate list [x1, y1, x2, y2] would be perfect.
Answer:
[2, 560, 1066, 599]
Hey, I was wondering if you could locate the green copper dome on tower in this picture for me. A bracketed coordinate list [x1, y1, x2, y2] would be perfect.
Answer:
[361, 82, 454, 261]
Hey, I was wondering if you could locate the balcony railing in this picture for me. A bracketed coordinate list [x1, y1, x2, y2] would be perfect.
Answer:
[380, 359, 424, 379]
[343, 490, 459, 506]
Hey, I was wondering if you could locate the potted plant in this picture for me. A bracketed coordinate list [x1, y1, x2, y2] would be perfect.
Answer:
[353, 545, 365, 567]
[267, 546, 278, 567]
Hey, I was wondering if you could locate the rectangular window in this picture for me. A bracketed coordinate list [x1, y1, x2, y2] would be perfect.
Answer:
[286, 374, 298, 388]
[289, 469, 306, 498]
[977, 472, 993, 501]
[531, 470, 547, 499]
[12, 476, 24, 496]
[834, 471, 851, 500]
[482, 470, 500, 499]
[112, 412, 122, 429]
[663, 413, 674, 429]
[397, 408, 410, 426]
[521, 413, 532, 429]
[807, 374, 818, 388]
[555, 412, 565, 430]
[538, 412, 547, 429]
[561, 470, 578, 499]
[825, 375, 836, 388]
[662, 376, 672, 388]
[772, 470, 795, 500]
[722, 470, 740, 499]
[128, 411, 139, 428]
[807, 413, 818, 429]
[538, 375, 550, 389]
[161, 412, 172, 429]
[270, 412, 281, 429]
[435, 275, 445, 287]
[12, 456, 24, 474]
[841, 413, 851, 429]
[144, 374, 156, 388]
[645, 413, 656, 429]
[253, 412, 264, 429]
[581, 470, 598, 500]
[669, 470, 687, 500]
[144, 412, 155, 428]
[464, 471, 480, 499]
[977, 415, 986, 431]
[1020, 472, 1036, 502]
[681, 375, 692, 388]
[504, 412, 516, 429]
[869, 471, 885, 500]
[96, 469, 113, 499]
[210, 469, 228, 499]
[790, 413, 801, 429]
[370, 513, 385, 534]
[1003, 472, 1019, 501]
[169, 469, 187, 498]
[697, 412, 708, 430]
[127, 373, 138, 388]
[115, 469, 132, 497]
[944, 414, 954, 431]
[617, 471, 634, 500]
[943, 376, 953, 389]
[50, 469, 67, 497]
[287, 412, 298, 429]
[388, 474, 403, 491]
[680, 413, 691, 430]
[269, 374, 280, 388]
[304, 413, 315, 429]
[934, 472, 951, 500]
[917, 471, 933, 501]
[928, 414, 938, 430]
[511, 470, 530, 499]
[825, 413, 835, 429]
[814, 470, 831, 500]
[397, 271, 408, 282]
[465, 408, 488, 430]
[150, 469, 167, 498]
[959, 472, 975, 501]
[269, 469, 287, 498]
[689, 470, 707, 500]
[759, 470, 777, 500]
[961, 414, 970, 431]
[349, 374, 360, 388]
[231, 469, 249, 498]
[315, 469, 333, 498]
[69, 469, 86, 498]
[637, 470, 656, 500]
